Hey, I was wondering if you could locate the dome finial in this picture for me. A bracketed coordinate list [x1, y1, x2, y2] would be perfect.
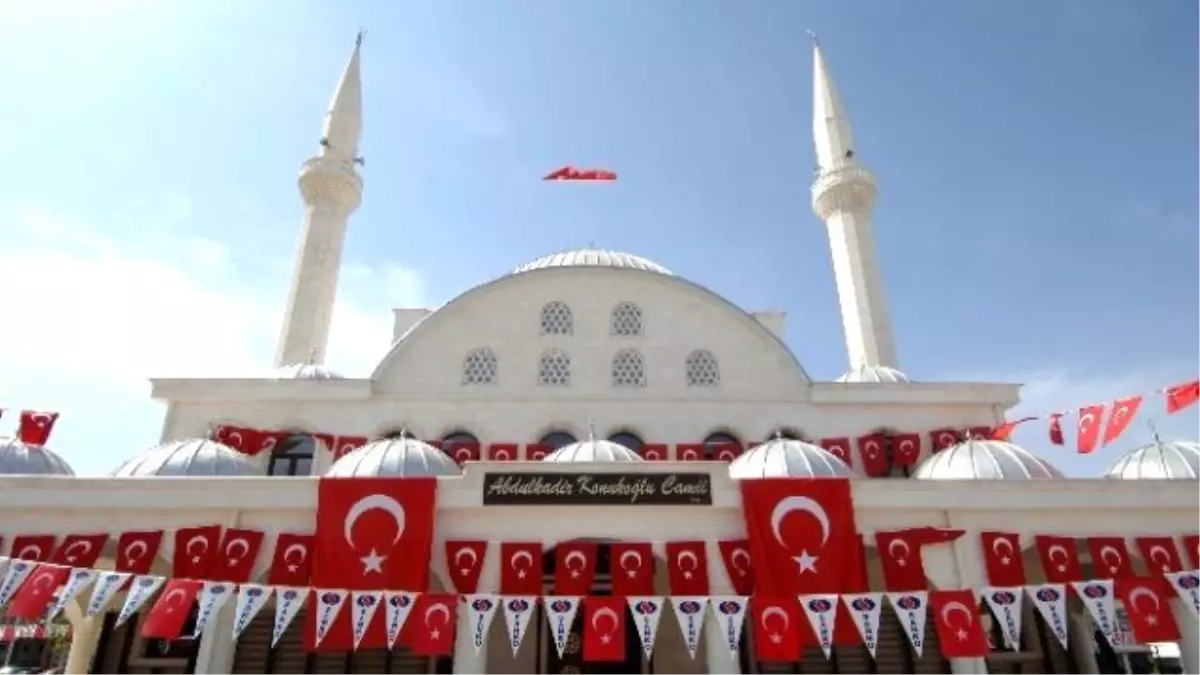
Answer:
[1148, 419, 1164, 449]
[774, 429, 784, 441]
[587, 420, 597, 442]
[398, 427, 409, 440]
[807, 29, 819, 48]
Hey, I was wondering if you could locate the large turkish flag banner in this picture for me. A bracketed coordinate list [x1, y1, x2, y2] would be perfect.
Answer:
[740, 478, 858, 595]
[310, 477, 438, 652]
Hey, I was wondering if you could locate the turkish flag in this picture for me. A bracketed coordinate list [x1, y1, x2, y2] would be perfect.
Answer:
[17, 410, 59, 446]
[856, 434, 890, 476]
[980, 532, 1027, 587]
[639, 443, 668, 461]
[751, 596, 801, 662]
[268, 533, 315, 586]
[833, 535, 870, 646]
[990, 417, 1037, 441]
[142, 579, 203, 640]
[583, 596, 626, 662]
[665, 541, 710, 596]
[408, 593, 457, 655]
[1034, 536, 1083, 583]
[1048, 415, 1065, 446]
[610, 542, 655, 596]
[445, 440, 480, 464]
[445, 540, 487, 594]
[716, 539, 754, 595]
[5, 564, 68, 620]
[819, 438, 853, 468]
[499, 542, 543, 595]
[115, 530, 164, 574]
[487, 443, 519, 461]
[712, 442, 742, 462]
[252, 430, 291, 456]
[9, 534, 55, 562]
[929, 428, 961, 451]
[213, 425, 251, 452]
[1182, 535, 1200, 568]
[929, 589, 989, 658]
[1165, 379, 1200, 414]
[1087, 537, 1134, 579]
[554, 542, 597, 596]
[1102, 396, 1142, 446]
[50, 533, 109, 568]
[215, 528, 264, 583]
[1135, 536, 1184, 575]
[875, 528, 965, 592]
[741, 478, 857, 594]
[676, 443, 704, 461]
[892, 433, 921, 467]
[1076, 405, 1105, 454]
[174, 525, 222, 579]
[1115, 579, 1180, 643]
[525, 443, 551, 460]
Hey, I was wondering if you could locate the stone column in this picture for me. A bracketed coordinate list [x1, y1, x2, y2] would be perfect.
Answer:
[191, 598, 237, 674]
[1067, 609, 1100, 674]
[1171, 599, 1198, 674]
[62, 600, 100, 675]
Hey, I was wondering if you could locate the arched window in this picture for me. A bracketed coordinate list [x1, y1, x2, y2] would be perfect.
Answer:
[538, 348, 571, 386]
[703, 431, 742, 460]
[607, 431, 643, 453]
[268, 434, 315, 476]
[461, 347, 498, 385]
[442, 431, 479, 447]
[611, 349, 646, 387]
[539, 431, 577, 451]
[685, 349, 720, 387]
[540, 301, 573, 335]
[610, 301, 643, 336]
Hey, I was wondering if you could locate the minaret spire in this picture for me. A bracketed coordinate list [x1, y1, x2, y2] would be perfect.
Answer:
[275, 35, 366, 368]
[810, 40, 901, 374]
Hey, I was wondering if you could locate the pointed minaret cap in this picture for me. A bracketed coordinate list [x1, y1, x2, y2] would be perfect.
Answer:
[321, 32, 364, 161]
[811, 36, 856, 172]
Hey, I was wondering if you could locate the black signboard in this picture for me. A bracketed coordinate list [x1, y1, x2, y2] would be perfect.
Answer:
[482, 472, 713, 506]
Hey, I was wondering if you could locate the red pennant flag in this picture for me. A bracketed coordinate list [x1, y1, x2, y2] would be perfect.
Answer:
[115, 531, 164, 575]
[818, 438, 853, 468]
[751, 596, 801, 663]
[5, 564, 69, 620]
[554, 542, 597, 596]
[875, 527, 965, 592]
[990, 417, 1037, 441]
[9, 534, 56, 562]
[142, 579, 203, 640]
[716, 539, 754, 595]
[1165, 379, 1200, 414]
[17, 411, 59, 446]
[1087, 537, 1135, 579]
[499, 542, 543, 595]
[445, 540, 487, 594]
[929, 428, 961, 451]
[1101, 396, 1143, 446]
[665, 541, 710, 596]
[1076, 405, 1105, 454]
[610, 542, 655, 596]
[1048, 414, 1065, 446]
[1115, 579, 1180, 644]
[583, 596, 627, 663]
[1182, 534, 1200, 568]
[216, 528, 264, 583]
[833, 535, 871, 646]
[1135, 536, 1184, 575]
[173, 525, 222, 579]
[268, 533, 314, 586]
[979, 531, 1027, 587]
[891, 433, 922, 467]
[856, 434, 890, 476]
[50, 533, 109, 568]
[929, 589, 989, 658]
[1034, 536, 1083, 583]
[740, 478, 858, 594]
[408, 593, 457, 655]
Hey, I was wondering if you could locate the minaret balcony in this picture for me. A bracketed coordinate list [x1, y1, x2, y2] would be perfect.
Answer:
[811, 165, 877, 220]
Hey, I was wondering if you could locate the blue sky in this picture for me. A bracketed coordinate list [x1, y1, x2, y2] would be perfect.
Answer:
[0, 0, 1195, 476]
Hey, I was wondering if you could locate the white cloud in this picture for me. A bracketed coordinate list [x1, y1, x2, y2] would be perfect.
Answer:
[0, 206, 424, 475]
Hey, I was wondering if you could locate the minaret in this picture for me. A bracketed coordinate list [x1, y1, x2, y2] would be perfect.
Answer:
[275, 34, 365, 367]
[810, 37, 899, 372]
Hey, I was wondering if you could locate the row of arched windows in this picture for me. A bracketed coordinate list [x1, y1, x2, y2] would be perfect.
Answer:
[540, 300, 643, 336]
[461, 348, 721, 387]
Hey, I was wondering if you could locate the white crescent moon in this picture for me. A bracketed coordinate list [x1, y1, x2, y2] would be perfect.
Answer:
[770, 496, 831, 548]
[260, 437, 278, 454]
[32, 413, 54, 425]
[1113, 406, 1129, 421]
[224, 538, 249, 560]
[63, 540, 93, 562]
[186, 535, 209, 556]
[682, 449, 698, 460]
[1099, 545, 1123, 568]
[455, 547, 479, 569]
[282, 543, 307, 564]
[495, 449, 511, 460]
[899, 440, 915, 453]
[1078, 413, 1095, 432]
[163, 588, 187, 609]
[591, 607, 619, 633]
[645, 448, 661, 459]
[343, 494, 407, 548]
[731, 548, 750, 570]
[619, 550, 642, 571]
[1128, 586, 1160, 614]
[32, 570, 57, 592]
[510, 550, 533, 570]
[16, 544, 43, 561]
[888, 535, 912, 557]
[992, 536, 1014, 558]
[940, 600, 973, 628]
[1148, 545, 1173, 568]
[454, 448, 472, 461]
[227, 430, 244, 447]
[564, 550, 587, 571]
[676, 550, 698, 571]
[761, 605, 789, 631]
[938, 432, 957, 446]
[1047, 545, 1068, 562]
[423, 602, 451, 628]
[124, 540, 149, 563]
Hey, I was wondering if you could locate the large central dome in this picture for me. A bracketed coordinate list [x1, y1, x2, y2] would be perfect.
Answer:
[511, 248, 673, 276]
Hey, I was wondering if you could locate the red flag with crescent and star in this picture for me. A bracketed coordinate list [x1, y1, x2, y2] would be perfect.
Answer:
[1182, 534, 1200, 568]
[1115, 579, 1180, 643]
[499, 542, 543, 595]
[173, 525, 222, 579]
[855, 434, 890, 477]
[1076, 404, 1105, 454]
[582, 595, 627, 662]
[268, 532, 314, 586]
[5, 564, 69, 620]
[1165, 379, 1200, 414]
[1033, 535, 1083, 583]
[1048, 415, 1065, 446]
[445, 540, 487, 594]
[875, 527, 965, 592]
[818, 438, 853, 468]
[717, 539, 754, 595]
[50, 533, 108, 568]
[665, 541, 710, 596]
[929, 428, 961, 452]
[739, 478, 858, 595]
[891, 433, 922, 467]
[1101, 396, 1142, 446]
[8, 534, 55, 562]
[17, 410, 59, 446]
[751, 596, 802, 662]
[979, 531, 1026, 587]
[554, 541, 597, 595]
[142, 578, 203, 640]
[610, 542, 655, 596]
[408, 593, 457, 655]
[1134, 536, 1183, 575]
[215, 528, 264, 583]
[1087, 537, 1134, 579]
[115, 530, 163, 574]
[929, 589, 989, 658]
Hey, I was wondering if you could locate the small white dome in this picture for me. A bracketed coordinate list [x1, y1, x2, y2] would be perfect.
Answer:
[272, 363, 344, 380]
[835, 365, 911, 383]
[1104, 440, 1198, 480]
[912, 439, 1062, 480]
[730, 438, 858, 479]
[543, 439, 643, 463]
[0, 438, 75, 476]
[327, 437, 461, 477]
[511, 249, 672, 276]
[113, 439, 260, 477]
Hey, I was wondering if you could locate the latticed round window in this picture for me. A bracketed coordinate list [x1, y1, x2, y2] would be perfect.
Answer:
[611, 349, 646, 387]
[538, 348, 571, 386]
[540, 301, 573, 335]
[685, 349, 720, 387]
[461, 348, 497, 385]
[610, 301, 643, 336]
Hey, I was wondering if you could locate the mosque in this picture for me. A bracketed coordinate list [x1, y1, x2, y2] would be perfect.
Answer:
[0, 36, 1196, 675]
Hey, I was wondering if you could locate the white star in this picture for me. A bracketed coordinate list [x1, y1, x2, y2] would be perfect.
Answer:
[896, 558, 907, 567]
[459, 568, 470, 576]
[794, 550, 819, 574]
[626, 570, 638, 579]
[683, 571, 693, 579]
[956, 628, 968, 641]
[1147, 615, 1158, 626]
[192, 555, 201, 563]
[999, 556, 1010, 565]
[517, 569, 527, 578]
[570, 570, 581, 578]
[429, 628, 440, 640]
[287, 564, 298, 573]
[361, 549, 386, 575]
[770, 632, 782, 644]
[228, 559, 238, 567]
[600, 633, 611, 644]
